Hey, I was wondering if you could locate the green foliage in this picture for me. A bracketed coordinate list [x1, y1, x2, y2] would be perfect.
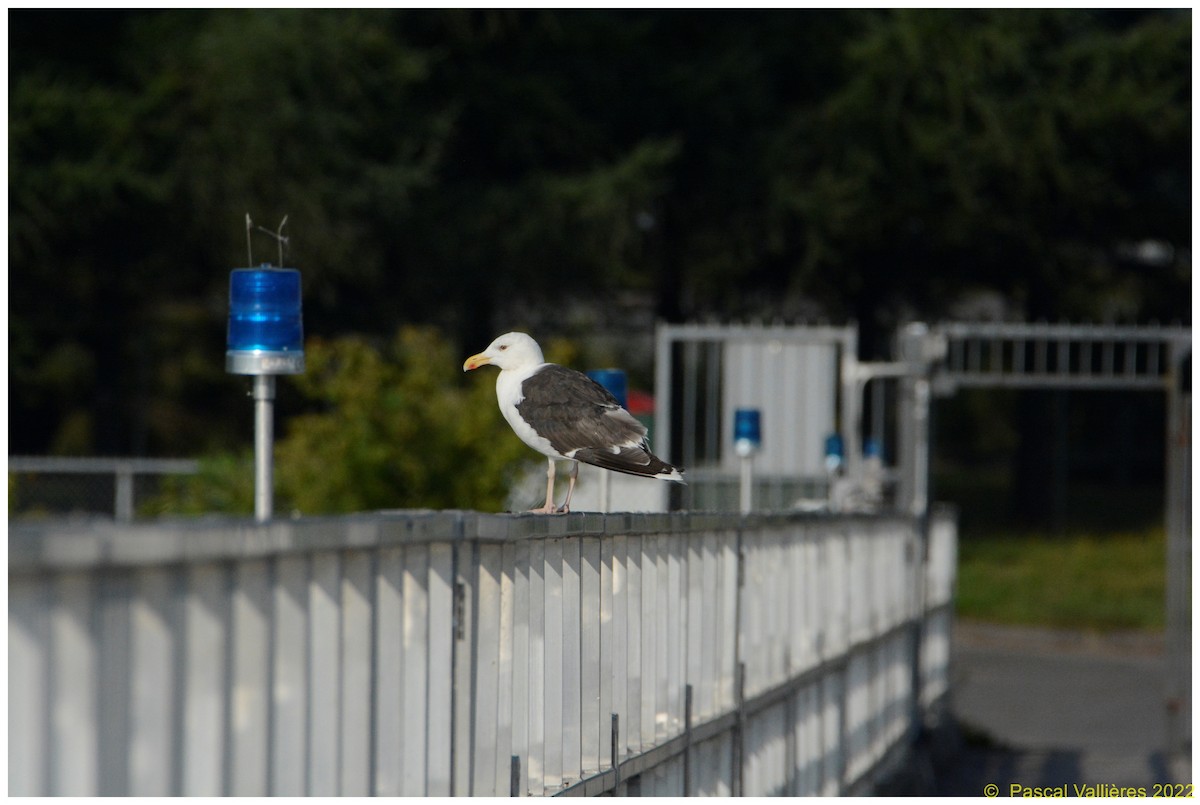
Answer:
[956, 529, 1166, 631]
[149, 327, 534, 515]
[146, 453, 256, 517]
[276, 326, 532, 513]
[508, 137, 683, 293]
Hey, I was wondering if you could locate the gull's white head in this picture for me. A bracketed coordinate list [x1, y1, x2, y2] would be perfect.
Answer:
[462, 331, 545, 372]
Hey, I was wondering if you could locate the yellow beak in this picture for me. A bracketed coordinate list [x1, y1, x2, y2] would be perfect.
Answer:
[463, 352, 491, 371]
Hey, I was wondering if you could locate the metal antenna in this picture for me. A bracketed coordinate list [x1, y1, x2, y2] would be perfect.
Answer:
[275, 215, 289, 267]
[245, 214, 290, 267]
[246, 213, 254, 266]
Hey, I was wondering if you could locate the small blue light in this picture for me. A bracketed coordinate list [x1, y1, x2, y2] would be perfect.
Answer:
[227, 267, 304, 375]
[825, 433, 844, 472]
[587, 369, 628, 409]
[734, 408, 761, 456]
[864, 437, 883, 460]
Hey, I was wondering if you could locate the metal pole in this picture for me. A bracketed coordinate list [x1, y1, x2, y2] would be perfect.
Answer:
[896, 326, 934, 519]
[909, 377, 931, 519]
[683, 684, 693, 796]
[733, 662, 746, 797]
[840, 330, 861, 487]
[253, 375, 275, 521]
[1164, 341, 1191, 776]
[654, 326, 673, 481]
[739, 455, 753, 513]
[611, 713, 620, 792]
[115, 462, 134, 523]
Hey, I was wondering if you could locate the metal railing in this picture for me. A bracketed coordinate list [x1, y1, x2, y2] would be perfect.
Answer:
[8, 456, 199, 522]
[9, 508, 956, 796]
[932, 321, 1190, 390]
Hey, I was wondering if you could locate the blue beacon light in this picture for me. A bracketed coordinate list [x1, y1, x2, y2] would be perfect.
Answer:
[227, 265, 304, 522]
[734, 408, 762, 457]
[824, 433, 845, 474]
[226, 267, 305, 375]
[734, 408, 762, 514]
[587, 369, 628, 409]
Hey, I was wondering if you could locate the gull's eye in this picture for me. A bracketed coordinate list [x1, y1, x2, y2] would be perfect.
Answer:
[498, 344, 508, 351]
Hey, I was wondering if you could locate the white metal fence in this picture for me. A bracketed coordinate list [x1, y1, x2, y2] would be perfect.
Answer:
[9, 508, 956, 796]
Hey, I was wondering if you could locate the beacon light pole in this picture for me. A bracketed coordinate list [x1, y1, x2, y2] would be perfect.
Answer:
[587, 369, 628, 513]
[733, 408, 762, 514]
[824, 432, 845, 511]
[226, 260, 304, 522]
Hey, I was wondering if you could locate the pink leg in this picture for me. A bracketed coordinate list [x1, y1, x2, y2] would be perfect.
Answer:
[557, 461, 580, 513]
[531, 458, 558, 514]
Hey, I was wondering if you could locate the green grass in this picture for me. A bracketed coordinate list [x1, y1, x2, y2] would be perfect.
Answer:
[955, 528, 1166, 632]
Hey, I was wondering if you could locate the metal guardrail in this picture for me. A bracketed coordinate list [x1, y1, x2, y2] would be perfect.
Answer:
[9, 509, 956, 796]
[932, 322, 1190, 390]
[9, 456, 200, 522]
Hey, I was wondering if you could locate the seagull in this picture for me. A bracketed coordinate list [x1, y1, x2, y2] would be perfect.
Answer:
[463, 332, 685, 513]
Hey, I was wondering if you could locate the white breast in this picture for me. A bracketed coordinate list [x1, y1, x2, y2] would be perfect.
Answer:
[496, 364, 566, 460]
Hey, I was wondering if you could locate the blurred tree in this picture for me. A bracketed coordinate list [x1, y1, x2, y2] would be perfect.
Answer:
[10, 9, 452, 456]
[152, 10, 448, 321]
[8, 8, 1190, 485]
[147, 452, 256, 517]
[150, 326, 541, 514]
[10, 59, 170, 455]
[275, 326, 531, 512]
[767, 9, 1190, 353]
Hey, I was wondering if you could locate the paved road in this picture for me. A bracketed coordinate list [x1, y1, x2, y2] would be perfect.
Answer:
[932, 621, 1185, 796]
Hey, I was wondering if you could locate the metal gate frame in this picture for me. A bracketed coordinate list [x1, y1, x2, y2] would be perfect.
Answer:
[893, 321, 1192, 767]
[653, 323, 859, 510]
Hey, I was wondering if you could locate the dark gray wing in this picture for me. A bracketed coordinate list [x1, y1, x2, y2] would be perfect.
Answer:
[517, 365, 683, 479]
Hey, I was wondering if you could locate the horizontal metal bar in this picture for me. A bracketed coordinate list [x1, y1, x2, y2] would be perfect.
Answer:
[936, 373, 1172, 391]
[554, 614, 929, 797]
[851, 361, 914, 381]
[659, 322, 856, 346]
[743, 619, 919, 720]
[8, 456, 200, 474]
[10, 510, 910, 572]
[555, 712, 736, 797]
[934, 322, 1190, 343]
[662, 466, 830, 483]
